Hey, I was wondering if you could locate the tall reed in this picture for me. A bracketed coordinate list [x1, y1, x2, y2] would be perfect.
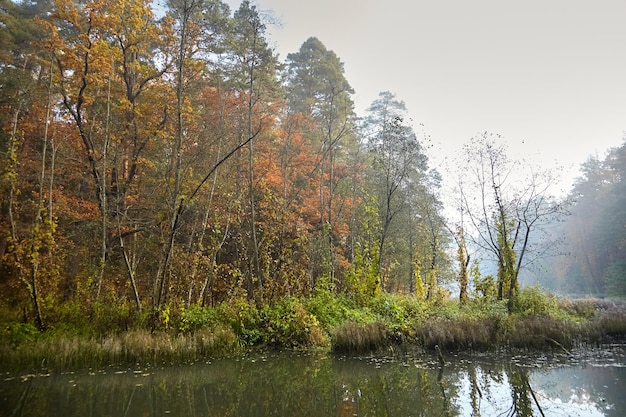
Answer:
[0, 326, 239, 372]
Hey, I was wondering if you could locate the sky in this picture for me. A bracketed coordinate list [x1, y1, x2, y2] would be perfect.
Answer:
[224, 0, 626, 193]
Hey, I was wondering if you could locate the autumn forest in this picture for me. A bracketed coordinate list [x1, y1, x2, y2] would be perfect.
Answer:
[1, 0, 625, 343]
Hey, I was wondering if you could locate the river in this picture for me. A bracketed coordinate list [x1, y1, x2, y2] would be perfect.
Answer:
[1, 344, 624, 416]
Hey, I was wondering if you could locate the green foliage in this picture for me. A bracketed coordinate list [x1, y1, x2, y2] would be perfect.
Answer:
[367, 293, 406, 325]
[306, 288, 379, 332]
[90, 299, 139, 335]
[2, 293, 626, 371]
[305, 288, 351, 330]
[367, 293, 407, 323]
[2, 322, 39, 348]
[496, 214, 518, 299]
[414, 258, 426, 299]
[475, 274, 497, 299]
[263, 298, 328, 348]
[219, 297, 263, 346]
[457, 232, 470, 304]
[344, 241, 380, 297]
[365, 293, 427, 335]
[511, 285, 559, 316]
[472, 261, 497, 299]
[461, 298, 509, 321]
[179, 304, 219, 334]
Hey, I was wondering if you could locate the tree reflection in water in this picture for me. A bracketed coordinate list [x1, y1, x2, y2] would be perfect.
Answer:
[0, 346, 624, 417]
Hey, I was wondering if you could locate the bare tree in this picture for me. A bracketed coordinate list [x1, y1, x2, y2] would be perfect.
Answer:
[459, 133, 568, 307]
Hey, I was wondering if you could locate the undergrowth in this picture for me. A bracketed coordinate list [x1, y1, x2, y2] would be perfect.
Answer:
[1, 286, 626, 372]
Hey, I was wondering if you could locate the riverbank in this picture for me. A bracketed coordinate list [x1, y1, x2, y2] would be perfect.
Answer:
[2, 287, 625, 372]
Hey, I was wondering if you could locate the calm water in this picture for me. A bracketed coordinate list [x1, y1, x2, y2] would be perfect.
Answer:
[1, 344, 625, 417]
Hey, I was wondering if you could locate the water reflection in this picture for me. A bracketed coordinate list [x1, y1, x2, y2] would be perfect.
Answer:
[1, 345, 624, 417]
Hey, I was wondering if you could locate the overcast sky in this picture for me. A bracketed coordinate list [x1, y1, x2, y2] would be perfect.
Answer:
[224, 0, 626, 191]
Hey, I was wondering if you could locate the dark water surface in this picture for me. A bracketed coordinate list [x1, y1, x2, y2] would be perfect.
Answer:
[1, 344, 625, 416]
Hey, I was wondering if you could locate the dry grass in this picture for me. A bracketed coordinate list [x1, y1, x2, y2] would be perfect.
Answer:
[415, 317, 502, 350]
[506, 315, 580, 350]
[331, 321, 389, 353]
[0, 326, 239, 372]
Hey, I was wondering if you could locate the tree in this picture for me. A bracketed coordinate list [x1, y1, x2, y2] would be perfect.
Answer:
[443, 195, 471, 304]
[224, 0, 281, 299]
[460, 133, 567, 307]
[455, 226, 470, 304]
[0, 0, 56, 330]
[42, 0, 177, 313]
[285, 37, 356, 289]
[409, 172, 450, 298]
[362, 92, 434, 292]
[547, 138, 626, 296]
[154, 0, 210, 310]
[155, 0, 231, 308]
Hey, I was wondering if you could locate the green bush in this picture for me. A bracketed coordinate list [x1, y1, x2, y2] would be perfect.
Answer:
[305, 288, 374, 331]
[367, 293, 406, 325]
[304, 288, 346, 330]
[263, 298, 328, 348]
[179, 304, 218, 333]
[2, 322, 39, 348]
[511, 285, 558, 316]
[461, 298, 509, 321]
[218, 297, 263, 346]
[90, 299, 139, 334]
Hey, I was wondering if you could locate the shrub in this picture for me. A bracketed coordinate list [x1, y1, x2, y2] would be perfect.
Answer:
[367, 293, 406, 325]
[511, 285, 559, 316]
[460, 298, 509, 321]
[218, 297, 262, 346]
[305, 288, 348, 330]
[91, 299, 139, 334]
[366, 293, 427, 332]
[179, 304, 218, 333]
[263, 298, 329, 348]
[2, 322, 39, 348]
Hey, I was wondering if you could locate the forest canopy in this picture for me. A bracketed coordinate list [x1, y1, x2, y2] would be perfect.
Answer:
[0, 0, 623, 332]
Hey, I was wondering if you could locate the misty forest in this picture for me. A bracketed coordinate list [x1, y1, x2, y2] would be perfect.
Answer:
[1, 0, 625, 356]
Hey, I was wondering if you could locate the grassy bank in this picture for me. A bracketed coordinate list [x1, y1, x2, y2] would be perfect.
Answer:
[2, 287, 626, 371]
